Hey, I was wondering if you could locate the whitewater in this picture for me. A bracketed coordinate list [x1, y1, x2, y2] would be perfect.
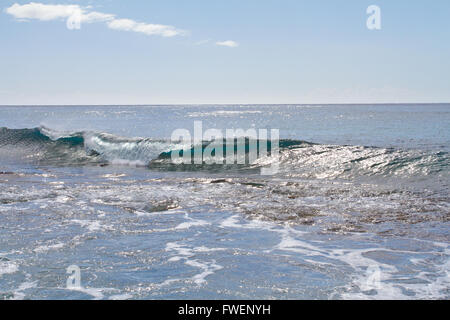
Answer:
[0, 104, 449, 299]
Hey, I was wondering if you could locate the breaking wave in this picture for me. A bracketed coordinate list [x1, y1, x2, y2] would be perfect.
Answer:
[0, 127, 448, 182]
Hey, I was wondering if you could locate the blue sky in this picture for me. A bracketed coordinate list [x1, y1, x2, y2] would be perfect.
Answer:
[0, 0, 449, 105]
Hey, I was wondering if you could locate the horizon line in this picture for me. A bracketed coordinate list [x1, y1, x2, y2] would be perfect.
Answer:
[0, 102, 449, 107]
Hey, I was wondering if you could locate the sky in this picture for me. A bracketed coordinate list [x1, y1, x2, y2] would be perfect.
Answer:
[0, 0, 449, 105]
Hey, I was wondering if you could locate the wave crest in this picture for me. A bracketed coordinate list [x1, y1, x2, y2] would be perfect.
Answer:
[0, 127, 448, 182]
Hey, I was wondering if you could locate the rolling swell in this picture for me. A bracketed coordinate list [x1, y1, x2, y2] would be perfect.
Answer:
[0, 127, 95, 165]
[0, 127, 181, 166]
[0, 127, 448, 181]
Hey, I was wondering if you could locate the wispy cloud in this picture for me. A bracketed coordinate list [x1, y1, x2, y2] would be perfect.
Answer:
[216, 40, 239, 48]
[107, 18, 184, 37]
[4, 2, 185, 37]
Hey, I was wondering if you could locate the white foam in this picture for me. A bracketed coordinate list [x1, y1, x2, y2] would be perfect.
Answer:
[272, 227, 450, 299]
[71, 219, 104, 232]
[193, 246, 226, 253]
[166, 241, 194, 258]
[108, 293, 133, 300]
[185, 259, 223, 285]
[220, 214, 450, 300]
[0, 260, 19, 277]
[175, 219, 209, 230]
[165, 241, 224, 285]
[67, 286, 118, 300]
[101, 173, 127, 179]
[12, 281, 38, 300]
[54, 195, 71, 203]
[219, 215, 242, 228]
[220, 214, 288, 233]
[159, 278, 182, 287]
[33, 242, 65, 253]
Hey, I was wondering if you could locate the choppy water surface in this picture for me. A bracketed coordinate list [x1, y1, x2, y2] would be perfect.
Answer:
[0, 104, 449, 299]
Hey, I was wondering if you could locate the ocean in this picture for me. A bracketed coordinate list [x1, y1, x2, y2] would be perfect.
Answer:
[0, 104, 449, 299]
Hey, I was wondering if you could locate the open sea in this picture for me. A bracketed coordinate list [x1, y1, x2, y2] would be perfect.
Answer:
[0, 104, 449, 299]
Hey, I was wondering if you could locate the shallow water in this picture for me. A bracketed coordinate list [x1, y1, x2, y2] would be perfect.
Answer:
[0, 104, 449, 299]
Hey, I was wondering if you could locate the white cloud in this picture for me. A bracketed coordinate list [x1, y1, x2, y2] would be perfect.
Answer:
[107, 18, 184, 37]
[5, 2, 80, 21]
[4, 2, 184, 37]
[5, 2, 113, 23]
[106, 18, 136, 31]
[216, 40, 239, 48]
[80, 11, 115, 24]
